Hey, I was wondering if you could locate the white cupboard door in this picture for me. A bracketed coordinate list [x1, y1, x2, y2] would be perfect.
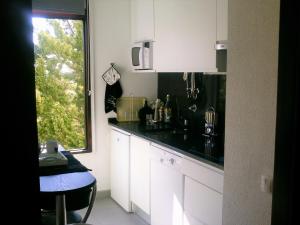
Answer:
[217, 0, 228, 41]
[182, 158, 224, 194]
[150, 159, 183, 225]
[183, 212, 205, 225]
[184, 177, 223, 225]
[154, 0, 217, 72]
[131, 0, 155, 42]
[130, 135, 150, 214]
[110, 129, 131, 212]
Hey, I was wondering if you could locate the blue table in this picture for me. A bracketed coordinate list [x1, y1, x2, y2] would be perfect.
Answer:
[40, 172, 96, 225]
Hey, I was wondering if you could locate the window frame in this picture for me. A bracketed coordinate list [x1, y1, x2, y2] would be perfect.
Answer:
[32, 1, 92, 154]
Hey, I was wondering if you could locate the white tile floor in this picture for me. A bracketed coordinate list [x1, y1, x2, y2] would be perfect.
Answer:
[78, 197, 149, 225]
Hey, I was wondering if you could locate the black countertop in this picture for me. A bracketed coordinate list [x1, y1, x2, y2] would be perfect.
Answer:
[108, 118, 224, 170]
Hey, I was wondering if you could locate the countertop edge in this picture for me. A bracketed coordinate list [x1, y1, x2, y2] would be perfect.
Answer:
[109, 122, 224, 171]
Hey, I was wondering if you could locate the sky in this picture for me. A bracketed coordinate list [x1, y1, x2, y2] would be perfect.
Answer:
[32, 17, 55, 45]
[32, 17, 74, 74]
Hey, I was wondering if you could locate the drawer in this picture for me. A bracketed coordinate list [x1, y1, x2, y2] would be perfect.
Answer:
[184, 177, 223, 225]
[183, 211, 205, 225]
[150, 145, 182, 171]
[182, 158, 223, 193]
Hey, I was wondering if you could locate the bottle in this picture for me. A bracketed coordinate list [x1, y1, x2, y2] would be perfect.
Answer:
[164, 94, 172, 123]
[138, 99, 153, 124]
[159, 105, 164, 122]
[183, 119, 189, 133]
[153, 99, 161, 122]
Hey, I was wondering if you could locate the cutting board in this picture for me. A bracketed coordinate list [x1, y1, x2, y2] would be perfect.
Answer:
[116, 97, 145, 121]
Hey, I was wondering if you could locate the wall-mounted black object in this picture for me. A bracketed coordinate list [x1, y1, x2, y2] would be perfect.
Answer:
[157, 73, 226, 139]
[271, 0, 299, 224]
[2, 0, 40, 224]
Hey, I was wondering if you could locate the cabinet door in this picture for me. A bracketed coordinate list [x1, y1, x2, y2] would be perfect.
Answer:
[150, 146, 183, 225]
[183, 212, 205, 225]
[131, 0, 155, 42]
[154, 0, 217, 72]
[217, 0, 228, 41]
[184, 176, 223, 225]
[130, 135, 150, 214]
[110, 129, 131, 212]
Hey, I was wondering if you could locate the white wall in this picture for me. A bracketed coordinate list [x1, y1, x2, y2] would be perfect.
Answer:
[223, 0, 280, 224]
[76, 0, 158, 191]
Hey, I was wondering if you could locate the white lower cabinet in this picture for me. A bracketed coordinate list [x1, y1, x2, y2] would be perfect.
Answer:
[182, 158, 224, 225]
[183, 211, 205, 225]
[110, 128, 132, 212]
[150, 145, 183, 225]
[110, 126, 224, 224]
[130, 135, 150, 214]
[184, 177, 223, 225]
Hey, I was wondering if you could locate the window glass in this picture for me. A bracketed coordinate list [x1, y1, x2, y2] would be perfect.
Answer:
[33, 17, 91, 152]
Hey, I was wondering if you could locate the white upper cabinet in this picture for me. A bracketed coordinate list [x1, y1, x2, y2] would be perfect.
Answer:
[217, 0, 228, 41]
[131, 0, 155, 42]
[130, 0, 228, 72]
[153, 0, 217, 72]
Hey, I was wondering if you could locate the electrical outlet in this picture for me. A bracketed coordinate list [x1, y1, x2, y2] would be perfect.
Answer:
[260, 175, 272, 193]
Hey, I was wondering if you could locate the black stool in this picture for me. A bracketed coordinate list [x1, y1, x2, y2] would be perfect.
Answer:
[41, 182, 97, 225]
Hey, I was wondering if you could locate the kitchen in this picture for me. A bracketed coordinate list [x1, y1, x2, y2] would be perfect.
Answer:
[4, 0, 296, 225]
[76, 0, 277, 224]
[85, 0, 227, 224]
[82, 0, 279, 224]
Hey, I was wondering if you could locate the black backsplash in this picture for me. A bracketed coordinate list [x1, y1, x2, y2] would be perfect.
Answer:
[158, 73, 226, 139]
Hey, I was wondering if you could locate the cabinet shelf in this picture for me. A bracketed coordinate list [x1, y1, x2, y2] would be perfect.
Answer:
[203, 72, 226, 75]
[132, 69, 157, 73]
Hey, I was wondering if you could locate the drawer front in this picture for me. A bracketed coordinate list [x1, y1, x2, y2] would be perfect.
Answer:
[184, 177, 223, 225]
[183, 211, 205, 225]
[182, 158, 223, 193]
[150, 145, 182, 171]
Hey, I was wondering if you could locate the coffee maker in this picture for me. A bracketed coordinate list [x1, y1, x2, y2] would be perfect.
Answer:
[203, 107, 217, 137]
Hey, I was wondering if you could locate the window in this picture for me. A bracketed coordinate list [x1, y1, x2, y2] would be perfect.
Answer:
[32, 0, 92, 153]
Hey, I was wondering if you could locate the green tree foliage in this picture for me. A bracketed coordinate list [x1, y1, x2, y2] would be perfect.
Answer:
[34, 18, 85, 149]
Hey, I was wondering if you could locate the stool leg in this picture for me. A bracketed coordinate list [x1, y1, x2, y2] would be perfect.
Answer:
[56, 194, 67, 225]
[82, 183, 97, 223]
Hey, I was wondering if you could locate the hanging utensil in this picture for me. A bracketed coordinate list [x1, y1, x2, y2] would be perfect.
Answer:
[190, 72, 199, 99]
[183, 72, 191, 98]
[188, 104, 197, 112]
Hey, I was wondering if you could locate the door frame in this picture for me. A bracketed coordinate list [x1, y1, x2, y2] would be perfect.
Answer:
[271, 0, 299, 224]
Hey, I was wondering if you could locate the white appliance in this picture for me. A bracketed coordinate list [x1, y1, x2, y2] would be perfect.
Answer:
[110, 128, 132, 212]
[131, 41, 153, 70]
[150, 144, 183, 225]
